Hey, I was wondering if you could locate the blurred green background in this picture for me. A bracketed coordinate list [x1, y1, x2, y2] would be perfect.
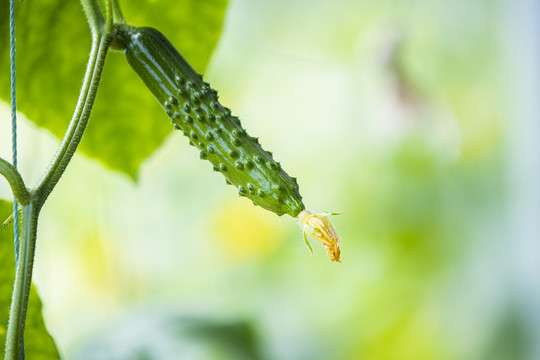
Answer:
[1, 0, 538, 359]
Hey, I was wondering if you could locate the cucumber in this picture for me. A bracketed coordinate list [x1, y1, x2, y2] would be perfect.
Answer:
[115, 25, 304, 217]
[115, 25, 341, 261]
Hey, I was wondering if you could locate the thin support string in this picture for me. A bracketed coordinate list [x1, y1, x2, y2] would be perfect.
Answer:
[10, 0, 25, 358]
[9, 0, 19, 263]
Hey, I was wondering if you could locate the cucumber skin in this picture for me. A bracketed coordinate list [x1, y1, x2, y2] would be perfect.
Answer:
[120, 26, 305, 217]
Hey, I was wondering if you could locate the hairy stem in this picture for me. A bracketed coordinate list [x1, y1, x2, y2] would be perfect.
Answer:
[111, 0, 126, 24]
[80, 0, 105, 35]
[34, 33, 112, 210]
[33, 38, 98, 206]
[3, 204, 37, 360]
[106, 0, 113, 31]
[4, 7, 113, 360]
[0, 159, 30, 206]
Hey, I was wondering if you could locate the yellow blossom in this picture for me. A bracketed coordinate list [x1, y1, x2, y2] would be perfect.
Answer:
[298, 210, 342, 262]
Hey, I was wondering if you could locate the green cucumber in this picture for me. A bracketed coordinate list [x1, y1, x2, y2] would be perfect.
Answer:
[116, 25, 304, 217]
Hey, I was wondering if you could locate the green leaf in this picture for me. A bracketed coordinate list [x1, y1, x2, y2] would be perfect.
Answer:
[0, 0, 229, 179]
[0, 201, 60, 358]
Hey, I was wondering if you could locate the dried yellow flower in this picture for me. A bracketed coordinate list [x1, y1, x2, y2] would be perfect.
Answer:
[298, 210, 342, 262]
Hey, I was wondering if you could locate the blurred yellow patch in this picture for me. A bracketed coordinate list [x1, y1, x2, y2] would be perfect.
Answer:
[213, 201, 284, 261]
[0, 325, 5, 336]
[356, 310, 452, 360]
[81, 233, 109, 287]
[79, 232, 122, 299]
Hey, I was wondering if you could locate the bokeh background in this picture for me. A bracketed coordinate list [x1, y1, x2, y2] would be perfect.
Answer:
[1, 0, 539, 359]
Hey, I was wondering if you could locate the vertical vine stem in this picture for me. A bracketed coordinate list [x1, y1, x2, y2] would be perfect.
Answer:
[3, 204, 36, 360]
[4, 1, 115, 358]
[5, 34, 112, 359]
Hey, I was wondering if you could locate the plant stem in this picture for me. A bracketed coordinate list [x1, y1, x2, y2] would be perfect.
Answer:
[0, 159, 30, 206]
[111, 0, 126, 24]
[106, 0, 114, 33]
[3, 204, 37, 360]
[33, 36, 99, 208]
[79, 0, 105, 35]
[34, 32, 112, 210]
[4, 5, 114, 359]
